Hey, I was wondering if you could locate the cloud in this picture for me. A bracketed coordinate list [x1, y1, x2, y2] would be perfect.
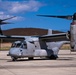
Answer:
[0, 12, 10, 19]
[0, 11, 24, 21]
[0, 11, 4, 15]
[0, 0, 43, 21]
[12, 16, 25, 21]
[0, 0, 43, 13]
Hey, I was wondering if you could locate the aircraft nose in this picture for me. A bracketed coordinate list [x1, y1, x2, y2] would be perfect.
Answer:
[9, 48, 20, 56]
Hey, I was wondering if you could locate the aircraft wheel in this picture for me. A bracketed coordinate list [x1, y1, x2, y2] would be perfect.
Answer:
[28, 57, 34, 60]
[11, 57, 18, 61]
[48, 55, 58, 60]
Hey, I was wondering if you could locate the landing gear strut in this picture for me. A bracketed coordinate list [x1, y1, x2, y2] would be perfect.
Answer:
[11, 57, 18, 61]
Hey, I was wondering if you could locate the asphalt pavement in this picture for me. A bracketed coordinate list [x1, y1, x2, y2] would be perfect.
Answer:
[0, 50, 76, 75]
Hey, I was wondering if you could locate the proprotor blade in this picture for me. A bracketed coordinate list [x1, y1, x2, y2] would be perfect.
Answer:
[37, 15, 73, 20]
[0, 26, 3, 35]
[1, 16, 16, 21]
[0, 16, 16, 35]
[73, 13, 76, 20]
[0, 22, 13, 25]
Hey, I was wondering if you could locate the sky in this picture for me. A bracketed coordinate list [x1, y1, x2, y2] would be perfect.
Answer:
[0, 0, 76, 32]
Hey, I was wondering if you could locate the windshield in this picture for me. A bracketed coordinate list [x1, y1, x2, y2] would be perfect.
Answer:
[16, 43, 22, 47]
[11, 42, 27, 49]
[11, 43, 22, 48]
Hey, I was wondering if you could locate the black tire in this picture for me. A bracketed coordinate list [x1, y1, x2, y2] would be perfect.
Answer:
[11, 57, 18, 61]
[28, 57, 34, 60]
[48, 55, 58, 60]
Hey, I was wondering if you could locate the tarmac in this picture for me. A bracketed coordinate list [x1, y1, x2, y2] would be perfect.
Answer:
[0, 50, 76, 75]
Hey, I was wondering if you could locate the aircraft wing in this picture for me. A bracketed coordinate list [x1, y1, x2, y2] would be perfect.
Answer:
[0, 35, 25, 41]
[0, 33, 69, 42]
[39, 33, 69, 42]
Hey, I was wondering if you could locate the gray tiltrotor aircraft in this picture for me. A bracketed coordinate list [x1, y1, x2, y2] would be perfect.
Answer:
[0, 13, 76, 61]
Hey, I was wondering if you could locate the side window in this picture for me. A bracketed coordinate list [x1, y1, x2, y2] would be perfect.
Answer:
[16, 43, 21, 48]
[11, 43, 16, 48]
[23, 44, 27, 49]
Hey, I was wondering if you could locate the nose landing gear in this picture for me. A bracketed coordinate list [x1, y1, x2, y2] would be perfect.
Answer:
[11, 57, 18, 61]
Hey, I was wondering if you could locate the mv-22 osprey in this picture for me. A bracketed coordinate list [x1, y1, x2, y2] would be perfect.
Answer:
[0, 13, 76, 61]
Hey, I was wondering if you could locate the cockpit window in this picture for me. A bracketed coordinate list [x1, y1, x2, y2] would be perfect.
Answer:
[21, 43, 27, 49]
[11, 43, 16, 48]
[11, 43, 21, 48]
[16, 43, 21, 48]
[11, 41, 27, 49]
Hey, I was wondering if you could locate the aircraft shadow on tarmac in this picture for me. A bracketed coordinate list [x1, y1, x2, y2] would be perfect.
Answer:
[7, 57, 74, 62]
[0, 57, 76, 69]
[0, 55, 75, 62]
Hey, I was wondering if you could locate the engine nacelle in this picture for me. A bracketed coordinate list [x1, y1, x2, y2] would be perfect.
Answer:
[70, 22, 76, 51]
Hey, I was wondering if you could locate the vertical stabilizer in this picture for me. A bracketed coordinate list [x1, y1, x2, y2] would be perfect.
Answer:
[47, 29, 52, 35]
